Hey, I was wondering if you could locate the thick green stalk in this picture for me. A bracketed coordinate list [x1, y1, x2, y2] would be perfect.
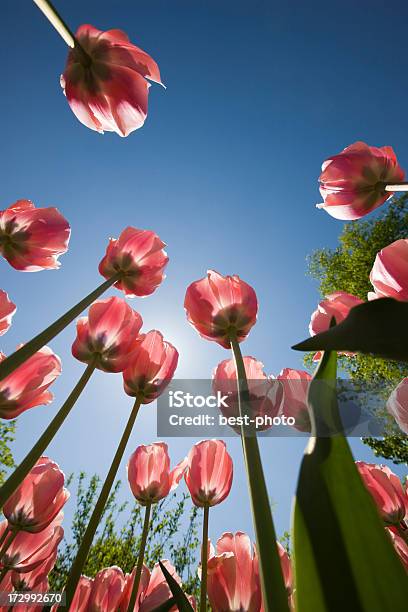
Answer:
[126, 502, 152, 612]
[0, 274, 119, 383]
[199, 505, 209, 612]
[230, 335, 289, 612]
[0, 363, 96, 508]
[65, 398, 143, 610]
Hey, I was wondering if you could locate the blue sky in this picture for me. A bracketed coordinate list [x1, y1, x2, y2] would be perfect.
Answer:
[2, 0, 408, 551]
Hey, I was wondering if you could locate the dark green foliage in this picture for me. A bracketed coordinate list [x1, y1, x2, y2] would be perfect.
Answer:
[293, 298, 408, 362]
[0, 420, 15, 485]
[49, 473, 200, 598]
[307, 196, 408, 463]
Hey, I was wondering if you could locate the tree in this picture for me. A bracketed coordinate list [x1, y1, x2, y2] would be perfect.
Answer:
[49, 472, 201, 598]
[0, 420, 15, 485]
[307, 196, 408, 464]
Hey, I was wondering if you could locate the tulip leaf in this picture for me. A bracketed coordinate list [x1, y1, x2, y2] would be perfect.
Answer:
[291, 298, 408, 361]
[158, 561, 194, 611]
[292, 350, 408, 611]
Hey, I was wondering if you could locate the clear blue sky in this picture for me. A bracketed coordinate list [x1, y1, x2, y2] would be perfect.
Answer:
[2, 0, 408, 548]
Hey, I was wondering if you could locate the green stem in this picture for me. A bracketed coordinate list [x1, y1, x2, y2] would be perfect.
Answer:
[230, 335, 289, 612]
[199, 505, 209, 612]
[0, 363, 96, 508]
[65, 397, 143, 610]
[33, 0, 91, 65]
[126, 502, 152, 612]
[0, 274, 119, 383]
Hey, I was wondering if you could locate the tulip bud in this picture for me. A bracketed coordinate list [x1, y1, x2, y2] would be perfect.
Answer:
[185, 440, 233, 507]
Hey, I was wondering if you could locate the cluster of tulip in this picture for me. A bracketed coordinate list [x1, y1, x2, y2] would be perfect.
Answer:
[0, 193, 407, 609]
[0, 205, 296, 609]
[1, 0, 408, 610]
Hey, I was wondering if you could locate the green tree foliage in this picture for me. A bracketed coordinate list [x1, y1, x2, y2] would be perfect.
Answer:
[0, 420, 15, 485]
[307, 196, 408, 463]
[50, 473, 201, 597]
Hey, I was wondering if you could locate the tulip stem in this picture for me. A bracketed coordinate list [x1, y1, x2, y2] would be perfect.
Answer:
[33, 0, 91, 65]
[0, 363, 96, 509]
[65, 397, 143, 611]
[0, 274, 120, 383]
[199, 505, 209, 612]
[230, 335, 289, 612]
[385, 183, 408, 192]
[126, 501, 152, 612]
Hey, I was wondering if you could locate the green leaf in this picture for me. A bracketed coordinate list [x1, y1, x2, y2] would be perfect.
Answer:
[292, 350, 408, 611]
[292, 298, 408, 362]
[158, 561, 194, 611]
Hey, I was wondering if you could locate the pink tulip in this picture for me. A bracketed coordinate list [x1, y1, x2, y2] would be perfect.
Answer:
[139, 561, 181, 612]
[61, 25, 163, 137]
[386, 528, 408, 572]
[72, 296, 143, 373]
[185, 440, 233, 507]
[184, 270, 258, 348]
[356, 462, 408, 525]
[0, 200, 70, 271]
[0, 290, 16, 336]
[123, 330, 178, 403]
[387, 378, 408, 435]
[119, 565, 149, 612]
[277, 368, 312, 432]
[11, 547, 57, 590]
[99, 227, 168, 297]
[368, 239, 408, 301]
[51, 576, 93, 612]
[206, 534, 293, 612]
[317, 141, 405, 220]
[88, 566, 126, 612]
[0, 516, 64, 573]
[213, 357, 283, 431]
[309, 292, 363, 336]
[69, 575, 93, 612]
[127, 443, 186, 505]
[0, 346, 61, 420]
[120, 560, 181, 611]
[3, 457, 69, 533]
[207, 532, 262, 612]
